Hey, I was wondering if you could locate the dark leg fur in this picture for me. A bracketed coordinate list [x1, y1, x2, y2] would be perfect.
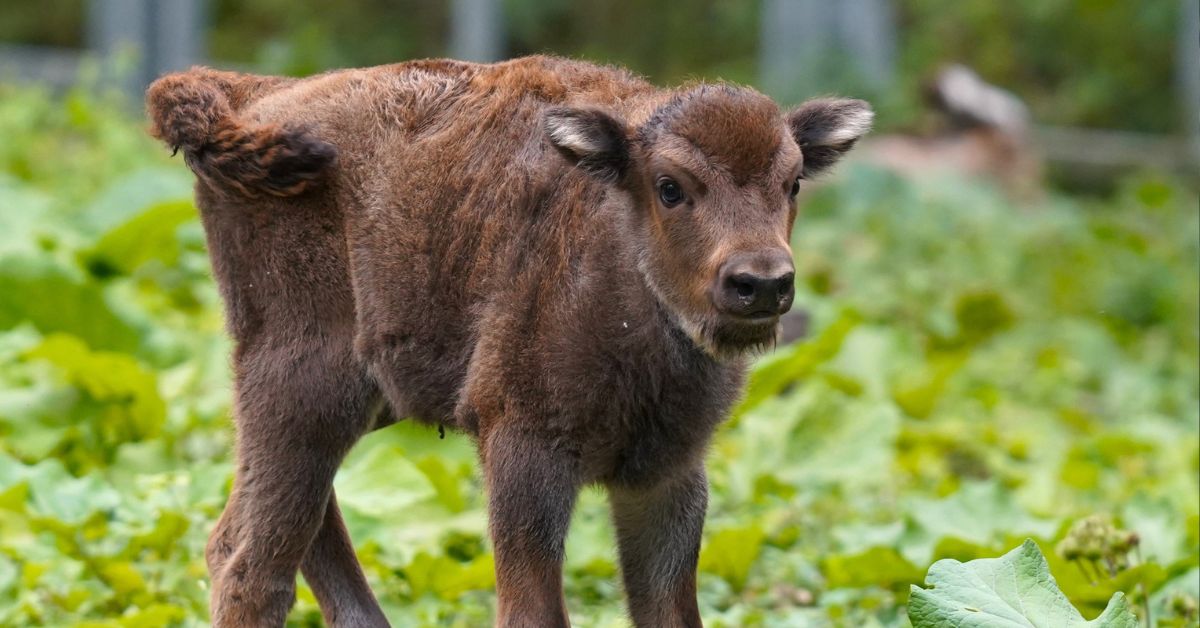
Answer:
[300, 492, 390, 627]
[609, 468, 708, 628]
[208, 342, 379, 627]
[484, 429, 581, 628]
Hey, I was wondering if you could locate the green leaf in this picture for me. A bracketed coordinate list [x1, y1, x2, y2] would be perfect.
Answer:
[80, 200, 196, 277]
[699, 523, 765, 592]
[0, 257, 142, 353]
[732, 310, 860, 418]
[24, 459, 120, 525]
[77, 168, 194, 234]
[26, 334, 165, 439]
[822, 546, 923, 591]
[403, 551, 495, 600]
[909, 539, 1140, 628]
[334, 445, 436, 518]
[415, 456, 467, 513]
[908, 482, 1056, 558]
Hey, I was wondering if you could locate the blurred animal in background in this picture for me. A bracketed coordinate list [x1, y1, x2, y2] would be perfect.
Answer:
[856, 64, 1042, 197]
[146, 55, 870, 628]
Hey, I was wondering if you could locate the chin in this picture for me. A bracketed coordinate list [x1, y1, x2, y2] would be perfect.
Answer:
[638, 264, 781, 360]
[680, 312, 781, 360]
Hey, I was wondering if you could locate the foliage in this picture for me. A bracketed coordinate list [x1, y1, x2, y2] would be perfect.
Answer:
[895, 0, 1183, 134]
[3, 1, 1184, 134]
[209, 0, 1184, 133]
[0, 82, 1196, 627]
[910, 539, 1138, 628]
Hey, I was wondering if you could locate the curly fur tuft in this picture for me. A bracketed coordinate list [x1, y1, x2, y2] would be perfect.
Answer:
[146, 68, 336, 198]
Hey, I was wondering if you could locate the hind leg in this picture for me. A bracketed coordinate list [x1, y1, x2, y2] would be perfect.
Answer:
[300, 491, 390, 627]
[205, 476, 244, 581]
[208, 343, 378, 627]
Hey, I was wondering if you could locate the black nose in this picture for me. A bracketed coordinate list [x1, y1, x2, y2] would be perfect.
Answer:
[716, 251, 795, 318]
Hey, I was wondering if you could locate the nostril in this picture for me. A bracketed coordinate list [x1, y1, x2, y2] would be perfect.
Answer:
[727, 274, 756, 299]
[777, 273, 795, 297]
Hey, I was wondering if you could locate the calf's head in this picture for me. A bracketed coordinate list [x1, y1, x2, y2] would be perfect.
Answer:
[545, 85, 871, 357]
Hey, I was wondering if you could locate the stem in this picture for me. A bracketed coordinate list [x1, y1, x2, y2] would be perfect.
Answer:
[1074, 560, 1097, 585]
[1103, 556, 1118, 578]
[1133, 547, 1152, 628]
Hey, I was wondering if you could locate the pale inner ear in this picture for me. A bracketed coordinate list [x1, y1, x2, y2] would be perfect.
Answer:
[789, 98, 874, 178]
[543, 107, 630, 181]
[818, 107, 875, 146]
[546, 117, 604, 157]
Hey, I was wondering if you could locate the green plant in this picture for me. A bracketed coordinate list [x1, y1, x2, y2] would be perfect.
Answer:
[0, 82, 1195, 627]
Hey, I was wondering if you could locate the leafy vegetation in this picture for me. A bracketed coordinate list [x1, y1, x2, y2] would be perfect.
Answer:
[0, 83, 1196, 627]
[910, 540, 1137, 628]
[4, 1, 1186, 134]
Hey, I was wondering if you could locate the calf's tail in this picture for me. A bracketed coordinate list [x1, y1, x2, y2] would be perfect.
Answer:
[146, 67, 335, 198]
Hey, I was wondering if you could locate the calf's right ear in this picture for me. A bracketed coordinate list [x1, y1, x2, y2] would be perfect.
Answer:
[543, 107, 630, 182]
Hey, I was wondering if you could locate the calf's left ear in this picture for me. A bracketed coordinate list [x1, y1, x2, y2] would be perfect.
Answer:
[544, 107, 630, 182]
[788, 98, 873, 178]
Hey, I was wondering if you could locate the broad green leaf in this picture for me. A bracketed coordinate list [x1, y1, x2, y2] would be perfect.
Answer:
[699, 523, 765, 592]
[77, 168, 194, 234]
[909, 539, 1139, 628]
[0, 181, 52, 256]
[733, 310, 860, 418]
[778, 399, 899, 488]
[0, 257, 143, 353]
[27, 334, 166, 441]
[822, 546, 922, 591]
[80, 200, 197, 277]
[24, 459, 120, 525]
[335, 445, 436, 518]
[906, 482, 1056, 561]
[891, 351, 968, 419]
[403, 551, 495, 600]
[415, 456, 467, 513]
[98, 561, 147, 598]
[117, 603, 188, 627]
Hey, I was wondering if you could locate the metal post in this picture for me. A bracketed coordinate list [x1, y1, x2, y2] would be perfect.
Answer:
[87, 0, 149, 98]
[86, 0, 205, 104]
[759, 0, 829, 103]
[838, 0, 896, 89]
[149, 0, 206, 80]
[759, 0, 895, 103]
[450, 0, 504, 62]
[1179, 0, 1199, 161]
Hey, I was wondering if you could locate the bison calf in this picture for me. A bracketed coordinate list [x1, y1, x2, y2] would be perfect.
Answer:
[146, 55, 871, 627]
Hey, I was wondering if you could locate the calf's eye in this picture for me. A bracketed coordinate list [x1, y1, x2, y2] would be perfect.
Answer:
[790, 177, 801, 199]
[657, 177, 685, 207]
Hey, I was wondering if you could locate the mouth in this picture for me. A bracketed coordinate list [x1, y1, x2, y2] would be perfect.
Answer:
[735, 310, 780, 323]
[704, 312, 782, 356]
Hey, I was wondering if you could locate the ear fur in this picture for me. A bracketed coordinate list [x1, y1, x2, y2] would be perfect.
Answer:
[543, 107, 630, 181]
[788, 98, 873, 177]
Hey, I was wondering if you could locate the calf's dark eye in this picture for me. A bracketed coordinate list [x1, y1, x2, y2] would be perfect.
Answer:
[657, 177, 685, 207]
[790, 177, 801, 199]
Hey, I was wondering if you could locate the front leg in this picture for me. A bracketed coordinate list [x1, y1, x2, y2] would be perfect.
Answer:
[483, 427, 580, 628]
[608, 466, 708, 628]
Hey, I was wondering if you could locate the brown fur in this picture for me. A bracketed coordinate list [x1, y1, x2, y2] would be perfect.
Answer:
[146, 55, 870, 627]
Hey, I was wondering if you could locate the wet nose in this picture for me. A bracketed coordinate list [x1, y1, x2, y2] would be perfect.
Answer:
[716, 251, 795, 318]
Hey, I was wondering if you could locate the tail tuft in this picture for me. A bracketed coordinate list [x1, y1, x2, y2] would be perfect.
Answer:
[146, 68, 336, 198]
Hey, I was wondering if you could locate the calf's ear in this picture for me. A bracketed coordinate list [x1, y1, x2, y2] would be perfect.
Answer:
[788, 98, 873, 178]
[543, 107, 630, 182]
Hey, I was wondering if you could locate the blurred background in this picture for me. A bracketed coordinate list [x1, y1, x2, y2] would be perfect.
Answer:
[0, 1, 1196, 626]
